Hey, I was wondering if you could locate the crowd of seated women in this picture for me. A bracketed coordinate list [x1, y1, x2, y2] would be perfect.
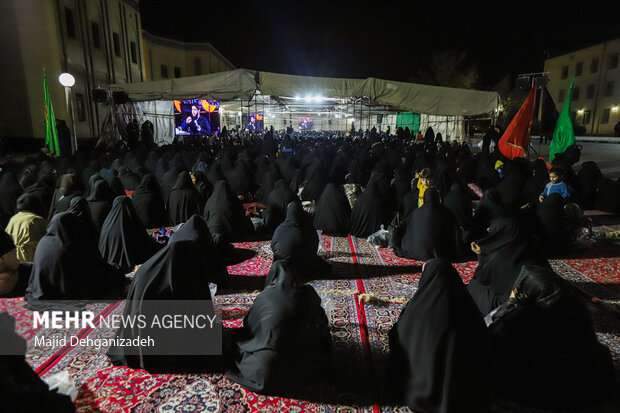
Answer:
[1, 126, 618, 412]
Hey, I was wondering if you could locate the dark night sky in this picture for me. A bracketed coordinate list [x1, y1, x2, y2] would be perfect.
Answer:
[140, 0, 619, 89]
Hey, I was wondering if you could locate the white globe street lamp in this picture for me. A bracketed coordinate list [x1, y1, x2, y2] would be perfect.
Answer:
[58, 72, 77, 153]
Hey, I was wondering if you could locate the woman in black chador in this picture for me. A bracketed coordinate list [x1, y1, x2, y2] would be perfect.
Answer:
[263, 179, 299, 231]
[399, 187, 462, 261]
[313, 183, 351, 236]
[25, 212, 125, 302]
[131, 174, 168, 229]
[227, 260, 331, 395]
[167, 171, 202, 225]
[272, 201, 331, 279]
[203, 180, 253, 242]
[109, 215, 229, 372]
[467, 218, 548, 315]
[98, 196, 160, 273]
[388, 259, 491, 413]
[488, 265, 618, 409]
[350, 179, 393, 238]
[86, 179, 114, 231]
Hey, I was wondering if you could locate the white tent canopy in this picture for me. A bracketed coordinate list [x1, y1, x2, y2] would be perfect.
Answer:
[109, 69, 500, 116]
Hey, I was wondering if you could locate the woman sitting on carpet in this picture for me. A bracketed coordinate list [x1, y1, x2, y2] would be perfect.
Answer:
[263, 179, 299, 231]
[131, 174, 168, 229]
[350, 177, 393, 238]
[203, 180, 254, 242]
[86, 179, 115, 231]
[467, 218, 548, 315]
[98, 196, 160, 274]
[109, 215, 228, 372]
[488, 265, 618, 409]
[271, 201, 331, 279]
[227, 260, 332, 395]
[313, 183, 351, 236]
[25, 212, 126, 302]
[0, 230, 31, 297]
[167, 171, 203, 225]
[388, 258, 491, 413]
[398, 187, 462, 262]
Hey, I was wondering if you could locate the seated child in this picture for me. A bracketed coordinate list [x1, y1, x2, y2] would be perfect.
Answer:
[539, 166, 570, 202]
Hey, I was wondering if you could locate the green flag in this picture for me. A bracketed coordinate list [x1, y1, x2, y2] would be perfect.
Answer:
[43, 70, 60, 156]
[549, 78, 575, 162]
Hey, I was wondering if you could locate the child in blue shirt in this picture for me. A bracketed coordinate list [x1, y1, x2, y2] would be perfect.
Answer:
[539, 166, 570, 202]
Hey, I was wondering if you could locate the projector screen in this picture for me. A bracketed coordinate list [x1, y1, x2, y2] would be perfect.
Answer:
[173, 99, 220, 136]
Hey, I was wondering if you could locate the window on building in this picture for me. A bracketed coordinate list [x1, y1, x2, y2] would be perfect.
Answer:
[572, 86, 580, 101]
[130, 41, 137, 64]
[605, 81, 615, 97]
[561, 66, 568, 79]
[91, 22, 101, 49]
[582, 110, 591, 125]
[591, 58, 599, 73]
[194, 57, 201, 75]
[575, 62, 583, 76]
[586, 84, 595, 99]
[558, 89, 566, 102]
[608, 52, 619, 70]
[570, 111, 576, 123]
[64, 8, 76, 39]
[161, 64, 168, 78]
[75, 93, 86, 121]
[601, 108, 610, 124]
[174, 67, 181, 78]
[112, 32, 121, 57]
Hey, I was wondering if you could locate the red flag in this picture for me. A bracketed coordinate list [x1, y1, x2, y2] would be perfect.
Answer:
[498, 87, 536, 159]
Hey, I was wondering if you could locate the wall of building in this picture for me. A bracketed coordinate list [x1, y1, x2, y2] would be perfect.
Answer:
[143, 31, 235, 82]
[0, 0, 146, 143]
[544, 38, 620, 135]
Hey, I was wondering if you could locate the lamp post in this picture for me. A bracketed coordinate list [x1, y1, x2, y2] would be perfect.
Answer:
[58, 72, 77, 153]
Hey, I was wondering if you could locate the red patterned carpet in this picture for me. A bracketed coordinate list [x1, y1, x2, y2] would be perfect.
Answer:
[2, 214, 620, 412]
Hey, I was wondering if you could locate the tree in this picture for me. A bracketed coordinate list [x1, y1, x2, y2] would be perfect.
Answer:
[412, 50, 480, 89]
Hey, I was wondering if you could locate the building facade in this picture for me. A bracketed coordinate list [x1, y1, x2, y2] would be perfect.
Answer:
[0, 0, 233, 144]
[142, 31, 235, 82]
[544, 38, 620, 135]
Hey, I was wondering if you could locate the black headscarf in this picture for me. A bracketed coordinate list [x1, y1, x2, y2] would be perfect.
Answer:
[25, 212, 125, 301]
[467, 218, 548, 315]
[595, 177, 620, 213]
[263, 179, 299, 231]
[388, 258, 491, 413]
[576, 161, 602, 209]
[122, 214, 228, 300]
[167, 171, 202, 225]
[226, 160, 254, 196]
[443, 182, 474, 233]
[272, 201, 331, 278]
[66, 196, 99, 245]
[399, 187, 462, 261]
[535, 193, 570, 254]
[48, 173, 83, 220]
[87, 179, 114, 231]
[15, 192, 46, 218]
[108, 215, 226, 372]
[523, 159, 549, 204]
[227, 260, 331, 394]
[489, 265, 618, 409]
[98, 196, 160, 273]
[132, 174, 168, 229]
[84, 173, 103, 199]
[350, 179, 393, 237]
[202, 180, 252, 241]
[106, 176, 126, 198]
[313, 183, 351, 236]
[118, 167, 140, 191]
